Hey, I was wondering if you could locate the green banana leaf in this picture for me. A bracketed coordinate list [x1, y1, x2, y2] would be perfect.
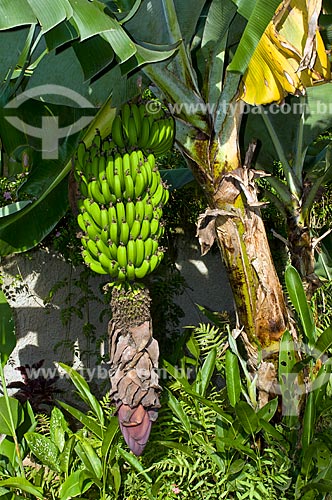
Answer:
[125, 0, 206, 48]
[228, 0, 281, 74]
[0, 101, 82, 256]
[243, 83, 332, 172]
[195, 0, 238, 109]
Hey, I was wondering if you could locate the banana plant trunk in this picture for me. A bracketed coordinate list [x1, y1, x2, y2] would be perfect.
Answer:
[108, 285, 160, 455]
[178, 99, 289, 348]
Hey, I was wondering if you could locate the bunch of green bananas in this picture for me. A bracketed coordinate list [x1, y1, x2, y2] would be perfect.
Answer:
[110, 102, 174, 156]
[74, 128, 170, 282]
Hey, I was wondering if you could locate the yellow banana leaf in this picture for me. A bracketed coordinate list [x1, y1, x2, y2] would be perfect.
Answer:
[239, 0, 330, 105]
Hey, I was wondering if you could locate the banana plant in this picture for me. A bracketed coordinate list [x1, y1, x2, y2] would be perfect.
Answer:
[120, 0, 330, 348]
[244, 84, 332, 297]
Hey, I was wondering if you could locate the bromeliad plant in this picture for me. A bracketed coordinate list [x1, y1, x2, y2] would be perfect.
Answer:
[73, 102, 174, 455]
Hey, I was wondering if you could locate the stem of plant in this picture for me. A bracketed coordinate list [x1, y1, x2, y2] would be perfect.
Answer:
[0, 356, 25, 477]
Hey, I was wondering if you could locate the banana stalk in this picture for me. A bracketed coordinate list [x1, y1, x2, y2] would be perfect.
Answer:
[109, 285, 160, 456]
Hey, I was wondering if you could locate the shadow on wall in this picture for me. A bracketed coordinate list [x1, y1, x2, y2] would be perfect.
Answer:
[2, 248, 110, 395]
[173, 235, 234, 327]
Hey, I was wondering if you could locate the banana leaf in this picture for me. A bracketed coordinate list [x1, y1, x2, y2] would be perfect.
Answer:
[243, 83, 332, 172]
[228, 0, 281, 74]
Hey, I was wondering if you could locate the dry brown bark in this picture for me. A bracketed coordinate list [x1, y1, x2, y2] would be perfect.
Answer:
[196, 161, 289, 347]
[108, 286, 160, 456]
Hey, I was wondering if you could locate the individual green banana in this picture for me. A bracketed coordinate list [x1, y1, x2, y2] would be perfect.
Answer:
[114, 152, 125, 191]
[101, 176, 115, 204]
[77, 141, 86, 169]
[116, 201, 126, 223]
[80, 236, 88, 249]
[117, 243, 127, 268]
[77, 213, 87, 233]
[121, 103, 131, 139]
[87, 238, 99, 259]
[140, 217, 150, 241]
[153, 204, 163, 220]
[126, 262, 136, 281]
[125, 200, 135, 228]
[102, 139, 112, 154]
[106, 156, 115, 188]
[112, 172, 123, 200]
[83, 199, 102, 228]
[150, 182, 164, 207]
[157, 119, 167, 145]
[146, 120, 160, 150]
[77, 170, 89, 190]
[161, 187, 170, 205]
[100, 225, 110, 245]
[90, 154, 100, 179]
[100, 206, 109, 229]
[82, 250, 108, 275]
[129, 218, 142, 240]
[144, 237, 154, 260]
[122, 152, 131, 176]
[92, 129, 102, 151]
[86, 222, 100, 242]
[155, 223, 165, 240]
[134, 198, 145, 222]
[134, 169, 146, 199]
[111, 115, 126, 149]
[120, 219, 130, 245]
[135, 237, 145, 267]
[150, 217, 160, 236]
[117, 267, 127, 282]
[127, 116, 138, 147]
[138, 116, 150, 149]
[134, 259, 150, 279]
[108, 260, 120, 279]
[110, 220, 119, 246]
[149, 252, 162, 273]
[147, 153, 156, 171]
[144, 201, 154, 221]
[108, 203, 117, 226]
[98, 154, 106, 181]
[88, 179, 106, 205]
[131, 103, 141, 136]
[139, 103, 147, 121]
[127, 238, 137, 265]
[97, 252, 111, 273]
[109, 241, 118, 260]
[143, 159, 153, 187]
[124, 171, 135, 201]
[96, 237, 112, 260]
[149, 169, 161, 195]
[129, 150, 138, 184]
[151, 237, 159, 254]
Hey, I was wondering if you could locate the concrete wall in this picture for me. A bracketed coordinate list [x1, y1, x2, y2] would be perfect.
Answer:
[1, 236, 234, 390]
